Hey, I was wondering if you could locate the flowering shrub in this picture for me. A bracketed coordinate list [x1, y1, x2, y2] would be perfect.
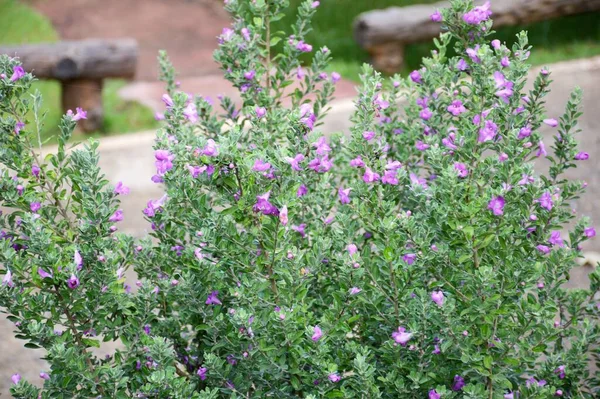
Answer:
[1, 0, 600, 397]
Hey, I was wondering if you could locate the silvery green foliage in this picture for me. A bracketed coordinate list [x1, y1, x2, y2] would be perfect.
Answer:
[0, 0, 599, 397]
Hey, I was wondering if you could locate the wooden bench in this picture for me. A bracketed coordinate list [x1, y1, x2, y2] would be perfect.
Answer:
[354, 0, 600, 74]
[0, 39, 138, 132]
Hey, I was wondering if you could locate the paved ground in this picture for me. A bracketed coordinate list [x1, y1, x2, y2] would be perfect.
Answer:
[1, 56, 599, 394]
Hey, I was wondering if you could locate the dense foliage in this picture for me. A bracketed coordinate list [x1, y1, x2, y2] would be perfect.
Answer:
[0, 0, 599, 397]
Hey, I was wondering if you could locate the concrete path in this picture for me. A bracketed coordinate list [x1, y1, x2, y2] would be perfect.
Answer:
[1, 56, 600, 394]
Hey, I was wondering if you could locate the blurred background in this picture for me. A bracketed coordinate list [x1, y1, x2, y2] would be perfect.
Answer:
[0, 0, 599, 395]
[1, 0, 599, 141]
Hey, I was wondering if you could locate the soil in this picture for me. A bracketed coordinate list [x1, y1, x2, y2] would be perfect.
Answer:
[31, 0, 231, 80]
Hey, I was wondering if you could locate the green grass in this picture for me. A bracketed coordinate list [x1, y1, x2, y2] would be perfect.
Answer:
[0, 0, 157, 143]
[278, 0, 600, 82]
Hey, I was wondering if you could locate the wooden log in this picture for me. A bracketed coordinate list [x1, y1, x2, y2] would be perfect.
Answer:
[62, 79, 104, 133]
[0, 39, 138, 81]
[0, 39, 138, 132]
[355, 0, 600, 73]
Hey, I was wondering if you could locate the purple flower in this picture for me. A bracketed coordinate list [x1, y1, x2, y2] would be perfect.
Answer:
[518, 125, 532, 140]
[420, 108, 433, 120]
[382, 170, 399, 185]
[285, 153, 305, 171]
[488, 196, 505, 216]
[548, 231, 564, 247]
[347, 244, 358, 256]
[363, 131, 376, 141]
[143, 194, 167, 217]
[349, 287, 361, 295]
[11, 373, 21, 385]
[499, 153, 509, 162]
[30, 201, 41, 213]
[244, 70, 256, 80]
[350, 156, 365, 168]
[501, 57, 510, 67]
[362, 167, 380, 183]
[430, 10, 442, 22]
[447, 100, 467, 116]
[452, 375, 466, 391]
[554, 365, 566, 379]
[410, 173, 428, 189]
[2, 270, 13, 288]
[537, 191, 553, 211]
[313, 136, 331, 156]
[328, 373, 341, 383]
[338, 187, 351, 204]
[32, 165, 40, 178]
[155, 150, 175, 175]
[416, 141, 430, 151]
[219, 27, 234, 43]
[544, 118, 558, 127]
[114, 181, 130, 195]
[463, 1, 492, 25]
[429, 389, 441, 399]
[555, 390, 563, 396]
[392, 326, 412, 346]
[10, 66, 26, 82]
[478, 120, 498, 143]
[536, 140, 547, 158]
[297, 184, 308, 197]
[74, 250, 83, 270]
[296, 40, 313, 52]
[518, 174, 534, 186]
[109, 210, 124, 223]
[256, 106, 266, 118]
[253, 192, 279, 216]
[409, 70, 422, 84]
[491, 39, 501, 49]
[38, 267, 53, 279]
[504, 392, 514, 399]
[14, 121, 25, 135]
[456, 58, 468, 71]
[67, 274, 80, 289]
[252, 159, 271, 172]
[584, 227, 596, 237]
[154, 112, 165, 121]
[574, 152, 589, 160]
[197, 367, 208, 381]
[311, 325, 323, 342]
[331, 72, 341, 83]
[205, 291, 222, 305]
[403, 253, 417, 265]
[292, 224, 307, 238]
[66, 107, 87, 122]
[143, 324, 151, 335]
[432, 344, 441, 354]
[442, 134, 457, 150]
[16, 184, 24, 196]
[39, 372, 50, 380]
[537, 245, 551, 254]
[202, 139, 219, 157]
[454, 162, 468, 178]
[431, 290, 444, 306]
[466, 46, 481, 63]
[183, 102, 198, 123]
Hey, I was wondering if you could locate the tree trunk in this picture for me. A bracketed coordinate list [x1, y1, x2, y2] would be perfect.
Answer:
[62, 79, 104, 133]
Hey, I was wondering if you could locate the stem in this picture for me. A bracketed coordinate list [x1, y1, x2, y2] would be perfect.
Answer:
[267, 218, 280, 300]
[54, 287, 105, 395]
[265, 0, 271, 97]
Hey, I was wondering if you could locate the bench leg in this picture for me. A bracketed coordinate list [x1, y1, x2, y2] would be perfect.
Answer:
[61, 79, 103, 133]
[370, 42, 405, 75]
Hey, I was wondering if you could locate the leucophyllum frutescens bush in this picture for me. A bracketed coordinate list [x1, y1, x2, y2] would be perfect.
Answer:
[1, 0, 599, 397]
